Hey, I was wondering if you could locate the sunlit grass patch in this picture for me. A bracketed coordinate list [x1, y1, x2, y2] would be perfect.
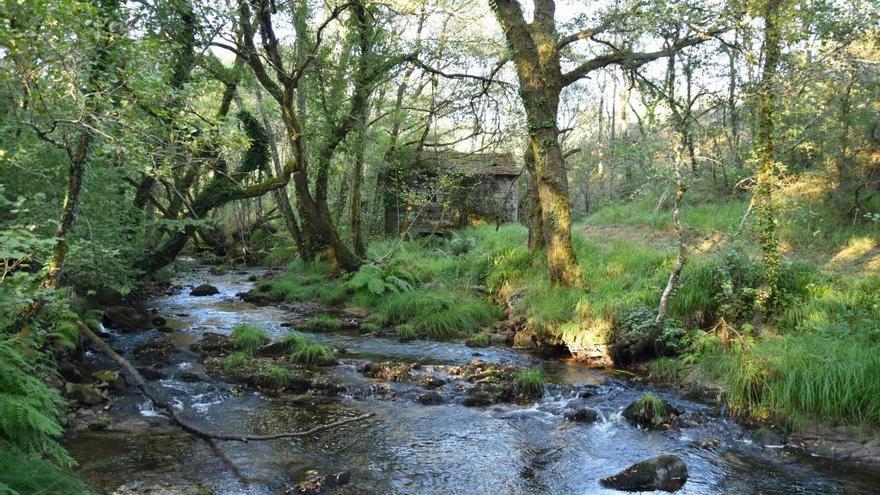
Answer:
[230, 324, 269, 352]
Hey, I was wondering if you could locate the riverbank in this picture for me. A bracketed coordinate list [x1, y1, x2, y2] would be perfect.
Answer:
[56, 261, 880, 493]
[251, 201, 880, 468]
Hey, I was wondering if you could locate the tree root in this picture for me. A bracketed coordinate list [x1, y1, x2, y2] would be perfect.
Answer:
[76, 321, 374, 441]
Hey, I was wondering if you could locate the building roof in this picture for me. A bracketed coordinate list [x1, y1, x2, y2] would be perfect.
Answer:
[418, 151, 520, 177]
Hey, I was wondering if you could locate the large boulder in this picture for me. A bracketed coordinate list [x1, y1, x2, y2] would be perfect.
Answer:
[190, 284, 219, 297]
[601, 455, 688, 492]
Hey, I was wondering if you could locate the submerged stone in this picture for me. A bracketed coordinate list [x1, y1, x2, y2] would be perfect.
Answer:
[601, 455, 688, 492]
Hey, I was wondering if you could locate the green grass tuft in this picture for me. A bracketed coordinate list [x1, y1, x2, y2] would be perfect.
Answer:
[230, 324, 269, 352]
[223, 351, 251, 372]
[289, 342, 336, 366]
[515, 368, 544, 396]
[282, 331, 309, 350]
[701, 335, 880, 427]
[302, 315, 342, 332]
[396, 324, 417, 341]
[467, 332, 490, 347]
[254, 362, 291, 389]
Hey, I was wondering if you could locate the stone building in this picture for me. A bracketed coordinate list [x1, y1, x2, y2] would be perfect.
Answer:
[384, 151, 520, 235]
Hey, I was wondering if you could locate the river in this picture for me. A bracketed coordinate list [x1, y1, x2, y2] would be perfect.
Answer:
[63, 261, 880, 494]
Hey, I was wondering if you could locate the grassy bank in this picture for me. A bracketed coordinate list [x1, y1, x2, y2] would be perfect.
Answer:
[262, 193, 880, 429]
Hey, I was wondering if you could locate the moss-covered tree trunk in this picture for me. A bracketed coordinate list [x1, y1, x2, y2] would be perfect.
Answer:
[754, 0, 782, 306]
[494, 0, 579, 286]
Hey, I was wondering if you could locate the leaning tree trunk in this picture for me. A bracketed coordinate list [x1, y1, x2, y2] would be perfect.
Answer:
[255, 88, 310, 259]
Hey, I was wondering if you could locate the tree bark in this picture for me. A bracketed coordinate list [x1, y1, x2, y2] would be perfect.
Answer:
[754, 0, 782, 305]
[255, 87, 310, 259]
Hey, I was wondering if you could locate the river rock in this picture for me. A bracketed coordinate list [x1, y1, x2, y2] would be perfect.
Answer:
[58, 359, 82, 383]
[564, 407, 599, 423]
[752, 427, 786, 447]
[290, 469, 351, 494]
[190, 284, 219, 296]
[600, 455, 688, 492]
[622, 395, 680, 429]
[102, 306, 153, 332]
[134, 335, 177, 363]
[192, 332, 236, 356]
[417, 391, 444, 405]
[92, 369, 126, 390]
[65, 383, 105, 405]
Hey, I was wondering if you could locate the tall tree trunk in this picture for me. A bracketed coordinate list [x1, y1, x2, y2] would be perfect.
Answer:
[494, 0, 579, 286]
[255, 87, 309, 259]
[754, 0, 783, 306]
[524, 147, 544, 252]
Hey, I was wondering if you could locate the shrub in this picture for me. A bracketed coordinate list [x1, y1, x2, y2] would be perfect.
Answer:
[230, 325, 269, 352]
[515, 368, 544, 396]
[290, 343, 335, 366]
[302, 315, 342, 332]
[223, 351, 251, 372]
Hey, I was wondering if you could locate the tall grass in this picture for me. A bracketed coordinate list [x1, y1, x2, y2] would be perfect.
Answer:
[230, 324, 269, 352]
[701, 335, 880, 427]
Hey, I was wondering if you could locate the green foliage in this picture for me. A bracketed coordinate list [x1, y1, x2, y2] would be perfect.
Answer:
[612, 306, 686, 356]
[348, 264, 414, 296]
[630, 392, 668, 427]
[0, 339, 71, 466]
[395, 324, 417, 342]
[223, 351, 251, 372]
[647, 357, 686, 382]
[289, 342, 335, 366]
[450, 236, 476, 255]
[230, 325, 269, 352]
[361, 322, 381, 335]
[514, 368, 544, 396]
[468, 332, 490, 347]
[302, 315, 341, 332]
[698, 336, 880, 427]
[0, 441, 93, 495]
[254, 363, 291, 389]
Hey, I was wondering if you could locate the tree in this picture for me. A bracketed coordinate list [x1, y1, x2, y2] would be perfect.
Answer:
[491, 0, 726, 286]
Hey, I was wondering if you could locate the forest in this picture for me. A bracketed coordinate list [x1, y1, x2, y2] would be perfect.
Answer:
[1, 0, 879, 493]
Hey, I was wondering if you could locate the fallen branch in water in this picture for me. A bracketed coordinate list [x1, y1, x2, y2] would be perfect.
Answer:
[76, 321, 374, 441]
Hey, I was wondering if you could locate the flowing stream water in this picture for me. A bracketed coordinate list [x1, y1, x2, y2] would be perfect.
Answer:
[63, 262, 880, 494]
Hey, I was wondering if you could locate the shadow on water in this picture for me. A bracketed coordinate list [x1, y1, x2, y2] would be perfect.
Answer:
[64, 262, 880, 494]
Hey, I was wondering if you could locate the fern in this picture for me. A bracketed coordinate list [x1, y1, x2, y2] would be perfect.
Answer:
[0, 338, 72, 466]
